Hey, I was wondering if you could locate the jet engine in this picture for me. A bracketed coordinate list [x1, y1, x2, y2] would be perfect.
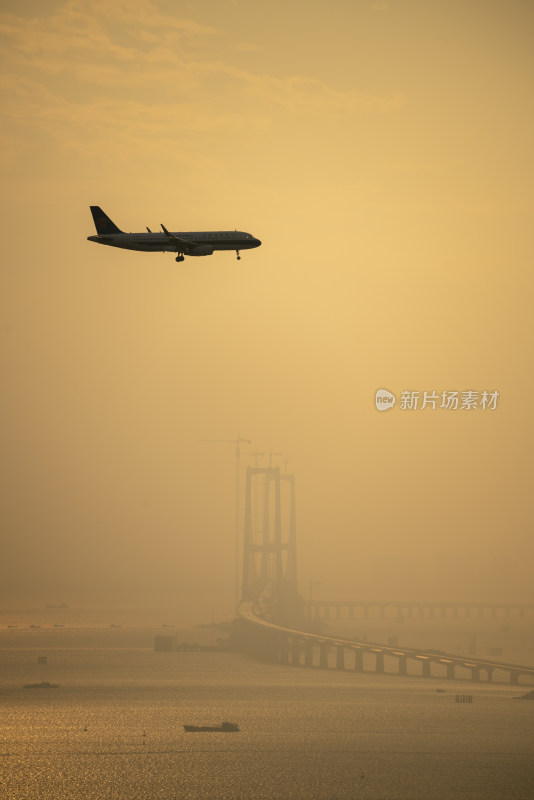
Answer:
[190, 244, 214, 256]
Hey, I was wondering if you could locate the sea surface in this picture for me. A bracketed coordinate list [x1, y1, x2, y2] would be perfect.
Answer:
[1, 611, 533, 799]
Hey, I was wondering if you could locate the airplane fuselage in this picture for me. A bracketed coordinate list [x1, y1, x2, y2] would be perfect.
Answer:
[87, 229, 261, 254]
[87, 207, 261, 262]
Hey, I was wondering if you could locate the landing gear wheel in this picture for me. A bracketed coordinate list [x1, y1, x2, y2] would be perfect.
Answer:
[175, 254, 184, 262]
[236, 250, 241, 261]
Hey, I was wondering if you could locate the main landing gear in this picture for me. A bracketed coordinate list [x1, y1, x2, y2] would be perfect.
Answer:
[175, 254, 185, 262]
[236, 250, 241, 260]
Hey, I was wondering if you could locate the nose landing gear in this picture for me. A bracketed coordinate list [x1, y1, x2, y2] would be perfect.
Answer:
[236, 250, 241, 260]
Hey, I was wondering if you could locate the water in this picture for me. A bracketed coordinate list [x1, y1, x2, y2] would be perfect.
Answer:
[1, 619, 533, 799]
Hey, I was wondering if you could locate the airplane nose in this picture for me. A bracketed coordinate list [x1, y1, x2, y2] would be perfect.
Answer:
[254, 238, 262, 247]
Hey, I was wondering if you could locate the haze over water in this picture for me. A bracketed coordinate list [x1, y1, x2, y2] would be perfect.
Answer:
[2, 610, 533, 799]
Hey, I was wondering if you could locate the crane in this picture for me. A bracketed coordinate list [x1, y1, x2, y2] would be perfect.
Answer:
[267, 449, 282, 467]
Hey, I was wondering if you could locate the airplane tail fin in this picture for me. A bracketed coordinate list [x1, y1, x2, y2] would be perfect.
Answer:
[90, 206, 123, 235]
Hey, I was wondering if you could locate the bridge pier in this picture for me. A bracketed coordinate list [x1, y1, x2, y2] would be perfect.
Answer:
[510, 670, 520, 685]
[375, 652, 384, 674]
[304, 640, 313, 668]
[354, 649, 363, 672]
[336, 646, 345, 670]
[279, 634, 289, 665]
[471, 667, 481, 682]
[422, 660, 431, 678]
[291, 638, 300, 666]
[398, 656, 407, 675]
[447, 663, 455, 680]
[319, 644, 329, 669]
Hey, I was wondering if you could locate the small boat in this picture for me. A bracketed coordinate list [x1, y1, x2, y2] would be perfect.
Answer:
[183, 721, 239, 732]
[23, 681, 60, 689]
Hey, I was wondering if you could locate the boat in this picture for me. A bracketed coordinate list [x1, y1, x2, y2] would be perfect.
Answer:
[23, 681, 60, 689]
[183, 721, 239, 732]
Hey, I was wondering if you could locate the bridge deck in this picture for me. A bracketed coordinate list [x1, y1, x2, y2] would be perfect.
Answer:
[237, 602, 534, 681]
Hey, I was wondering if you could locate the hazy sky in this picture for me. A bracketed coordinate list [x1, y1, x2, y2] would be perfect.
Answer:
[1, 0, 533, 618]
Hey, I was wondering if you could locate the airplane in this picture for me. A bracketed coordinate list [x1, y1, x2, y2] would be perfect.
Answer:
[87, 206, 261, 262]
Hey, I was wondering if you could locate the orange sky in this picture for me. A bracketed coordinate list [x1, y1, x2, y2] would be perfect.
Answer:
[1, 0, 533, 619]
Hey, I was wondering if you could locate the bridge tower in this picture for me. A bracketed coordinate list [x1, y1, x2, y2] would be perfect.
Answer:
[241, 466, 300, 622]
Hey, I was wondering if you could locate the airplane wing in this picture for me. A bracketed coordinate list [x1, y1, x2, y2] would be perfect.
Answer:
[160, 224, 197, 251]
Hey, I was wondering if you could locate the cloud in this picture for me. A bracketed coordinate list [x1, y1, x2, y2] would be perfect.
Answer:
[0, 1, 402, 110]
[234, 42, 264, 53]
[0, 1, 404, 178]
[0, 1, 217, 68]
[72, 0, 217, 36]
[380, 161, 442, 173]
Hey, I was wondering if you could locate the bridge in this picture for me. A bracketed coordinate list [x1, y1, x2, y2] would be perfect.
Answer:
[232, 465, 534, 686]
[306, 600, 534, 622]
